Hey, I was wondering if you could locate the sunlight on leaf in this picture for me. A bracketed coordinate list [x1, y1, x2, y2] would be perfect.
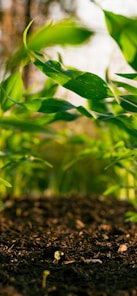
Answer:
[28, 19, 93, 50]
[24, 99, 42, 111]
[23, 20, 34, 49]
[9, 19, 93, 69]
[1, 72, 23, 111]
[104, 11, 137, 70]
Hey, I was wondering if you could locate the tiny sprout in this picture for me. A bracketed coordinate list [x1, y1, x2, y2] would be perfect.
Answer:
[42, 270, 50, 288]
[54, 250, 64, 263]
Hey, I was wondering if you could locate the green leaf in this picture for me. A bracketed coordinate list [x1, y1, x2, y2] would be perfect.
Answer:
[1, 155, 53, 169]
[1, 72, 23, 111]
[118, 115, 137, 131]
[54, 112, 80, 121]
[120, 95, 137, 112]
[42, 78, 58, 97]
[112, 80, 137, 95]
[104, 11, 137, 70]
[9, 19, 93, 69]
[34, 59, 113, 103]
[103, 184, 120, 196]
[23, 20, 34, 49]
[105, 115, 137, 138]
[24, 99, 42, 111]
[34, 59, 78, 84]
[125, 211, 137, 222]
[42, 112, 80, 124]
[64, 72, 113, 100]
[0, 116, 50, 133]
[0, 178, 12, 188]
[116, 73, 137, 80]
[76, 106, 93, 118]
[29, 19, 93, 50]
[38, 98, 75, 113]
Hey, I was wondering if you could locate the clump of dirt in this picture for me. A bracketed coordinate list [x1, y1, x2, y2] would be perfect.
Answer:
[0, 195, 137, 296]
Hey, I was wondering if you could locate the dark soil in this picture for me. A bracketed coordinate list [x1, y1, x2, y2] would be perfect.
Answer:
[0, 195, 137, 296]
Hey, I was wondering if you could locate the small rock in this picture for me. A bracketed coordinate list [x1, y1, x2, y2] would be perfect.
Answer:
[117, 244, 128, 253]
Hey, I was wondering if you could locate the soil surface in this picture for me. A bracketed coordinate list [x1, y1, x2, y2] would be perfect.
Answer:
[0, 195, 137, 296]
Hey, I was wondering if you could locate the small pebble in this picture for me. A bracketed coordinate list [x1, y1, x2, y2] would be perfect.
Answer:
[117, 244, 128, 253]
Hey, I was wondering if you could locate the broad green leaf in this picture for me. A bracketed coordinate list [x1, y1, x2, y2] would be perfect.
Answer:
[64, 72, 113, 100]
[0, 116, 50, 133]
[104, 11, 137, 70]
[0, 178, 12, 187]
[34, 59, 113, 102]
[34, 59, 80, 84]
[29, 19, 93, 50]
[9, 19, 93, 69]
[1, 72, 23, 111]
[38, 98, 75, 113]
[37, 97, 109, 120]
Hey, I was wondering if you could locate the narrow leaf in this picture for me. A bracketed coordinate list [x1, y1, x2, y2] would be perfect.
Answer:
[103, 185, 120, 196]
[23, 20, 34, 49]
[116, 73, 137, 80]
[0, 117, 50, 133]
[1, 72, 23, 111]
[112, 80, 137, 95]
[125, 211, 137, 222]
[0, 178, 12, 188]
[120, 95, 137, 112]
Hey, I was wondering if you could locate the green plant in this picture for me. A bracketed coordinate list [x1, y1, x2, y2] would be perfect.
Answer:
[0, 18, 93, 198]
[42, 270, 50, 288]
[31, 10, 137, 202]
[1, 5, 137, 218]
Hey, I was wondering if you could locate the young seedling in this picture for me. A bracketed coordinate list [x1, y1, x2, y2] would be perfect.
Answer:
[42, 270, 50, 288]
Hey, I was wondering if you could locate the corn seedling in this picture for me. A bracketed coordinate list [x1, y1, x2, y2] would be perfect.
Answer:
[42, 270, 50, 288]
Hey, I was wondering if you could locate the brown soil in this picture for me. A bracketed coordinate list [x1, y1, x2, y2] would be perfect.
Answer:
[0, 195, 137, 296]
